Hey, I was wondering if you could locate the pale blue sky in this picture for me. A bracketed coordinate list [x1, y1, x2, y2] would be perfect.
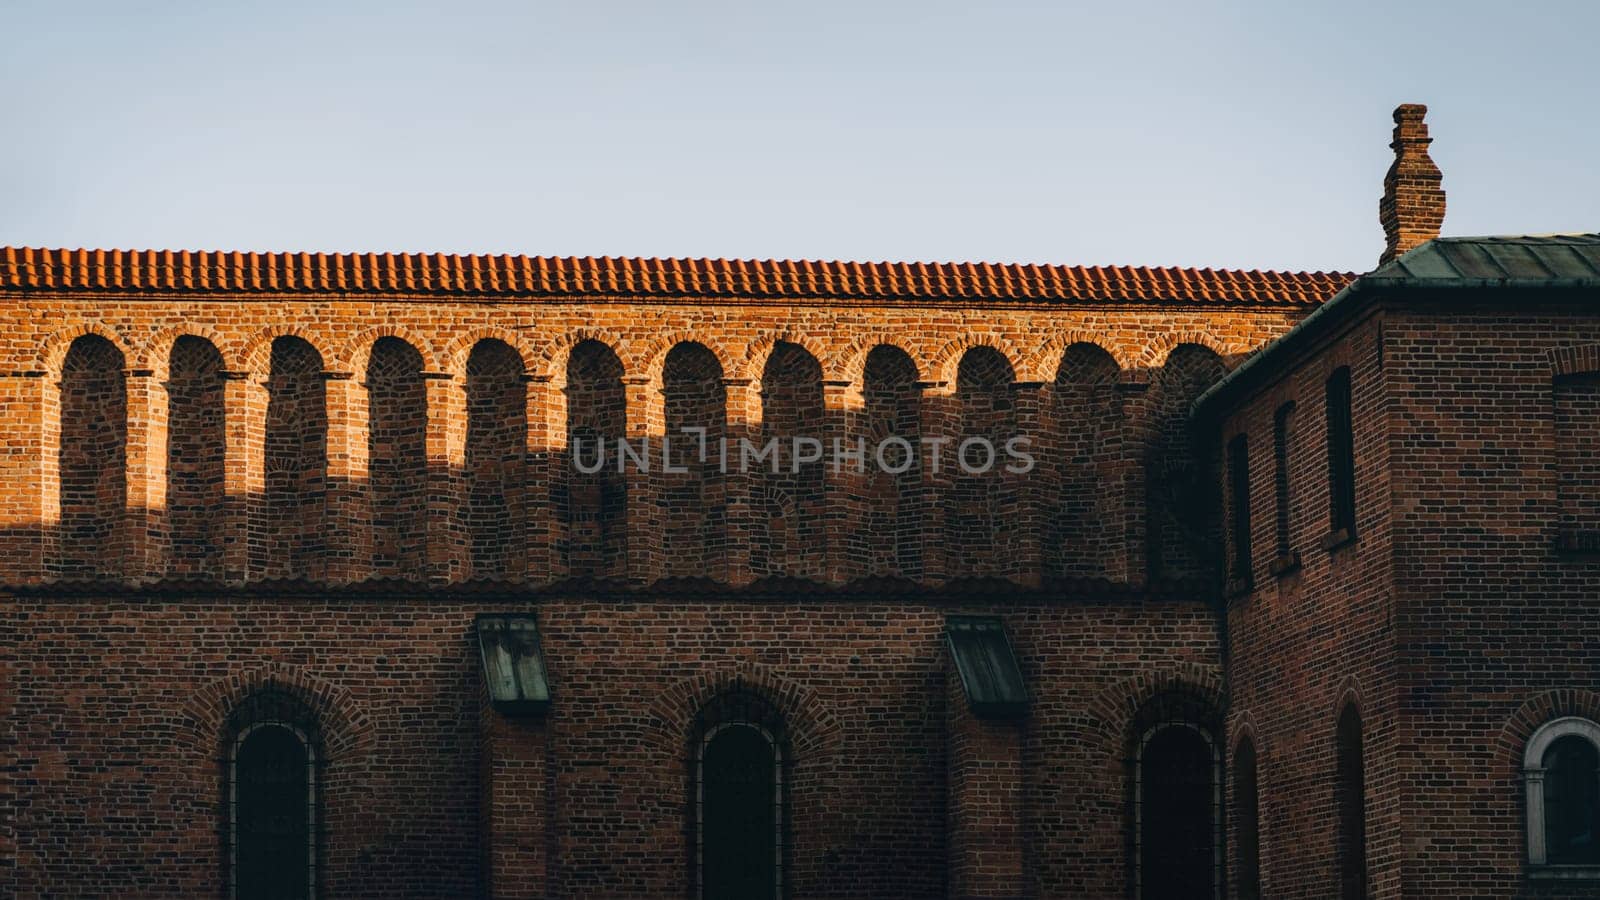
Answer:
[3, 0, 1595, 272]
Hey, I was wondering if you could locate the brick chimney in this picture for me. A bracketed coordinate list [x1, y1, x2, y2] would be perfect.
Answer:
[1378, 103, 1446, 265]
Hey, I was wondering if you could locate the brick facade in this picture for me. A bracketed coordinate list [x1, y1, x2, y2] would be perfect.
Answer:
[1208, 288, 1600, 899]
[5, 106, 1596, 900]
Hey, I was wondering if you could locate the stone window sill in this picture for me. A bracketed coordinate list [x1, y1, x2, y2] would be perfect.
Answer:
[1320, 527, 1355, 553]
[1269, 551, 1301, 577]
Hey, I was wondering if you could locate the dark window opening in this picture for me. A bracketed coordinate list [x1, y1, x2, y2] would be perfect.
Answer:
[1325, 368, 1356, 538]
[945, 615, 1029, 719]
[476, 613, 551, 716]
[1335, 704, 1367, 900]
[1544, 735, 1600, 865]
[694, 691, 785, 900]
[1132, 692, 1222, 900]
[227, 691, 320, 900]
[1272, 402, 1295, 562]
[1227, 434, 1252, 586]
[1235, 738, 1261, 900]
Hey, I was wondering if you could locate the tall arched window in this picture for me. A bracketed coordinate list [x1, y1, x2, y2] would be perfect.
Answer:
[1132, 692, 1223, 900]
[1335, 703, 1367, 900]
[227, 691, 321, 900]
[1234, 736, 1261, 900]
[1524, 717, 1600, 868]
[693, 691, 785, 900]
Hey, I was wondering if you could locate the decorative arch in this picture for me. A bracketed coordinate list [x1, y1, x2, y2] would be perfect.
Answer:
[639, 331, 736, 386]
[1229, 709, 1262, 760]
[341, 325, 442, 376]
[1135, 332, 1243, 372]
[441, 327, 536, 379]
[562, 338, 628, 578]
[1497, 688, 1600, 770]
[643, 663, 842, 765]
[135, 324, 238, 380]
[536, 328, 635, 387]
[1086, 663, 1226, 755]
[176, 663, 374, 761]
[55, 332, 129, 576]
[238, 325, 343, 378]
[829, 332, 926, 386]
[741, 330, 828, 385]
[166, 335, 229, 578]
[1331, 676, 1366, 726]
[928, 335, 1025, 389]
[38, 322, 133, 377]
[1026, 333, 1130, 384]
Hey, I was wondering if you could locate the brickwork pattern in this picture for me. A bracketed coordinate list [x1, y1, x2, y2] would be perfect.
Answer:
[0, 290, 1317, 588]
[1216, 296, 1600, 898]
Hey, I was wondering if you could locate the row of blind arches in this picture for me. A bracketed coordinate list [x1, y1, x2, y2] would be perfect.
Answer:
[57, 333, 1231, 582]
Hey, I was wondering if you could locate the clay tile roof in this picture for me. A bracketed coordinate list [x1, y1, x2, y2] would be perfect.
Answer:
[0, 246, 1355, 304]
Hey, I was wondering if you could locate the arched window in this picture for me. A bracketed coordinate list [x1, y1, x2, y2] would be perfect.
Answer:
[1234, 736, 1261, 900]
[693, 691, 785, 900]
[1132, 692, 1223, 900]
[1524, 717, 1600, 867]
[1335, 703, 1367, 900]
[227, 691, 320, 900]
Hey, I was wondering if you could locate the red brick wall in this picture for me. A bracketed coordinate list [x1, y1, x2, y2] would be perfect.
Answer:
[0, 291, 1306, 588]
[1383, 302, 1600, 898]
[1216, 294, 1600, 899]
[1217, 311, 1401, 899]
[6, 595, 1220, 899]
[0, 287, 1308, 897]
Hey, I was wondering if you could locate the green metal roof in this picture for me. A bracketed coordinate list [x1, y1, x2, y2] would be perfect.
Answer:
[1363, 233, 1600, 287]
[1192, 233, 1600, 421]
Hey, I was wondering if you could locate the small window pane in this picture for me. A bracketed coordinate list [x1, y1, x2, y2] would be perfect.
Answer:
[1544, 735, 1600, 865]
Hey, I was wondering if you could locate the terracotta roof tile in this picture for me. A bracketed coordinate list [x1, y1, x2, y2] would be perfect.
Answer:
[0, 246, 1355, 304]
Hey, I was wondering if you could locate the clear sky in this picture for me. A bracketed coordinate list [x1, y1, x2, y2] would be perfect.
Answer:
[3, 0, 1595, 272]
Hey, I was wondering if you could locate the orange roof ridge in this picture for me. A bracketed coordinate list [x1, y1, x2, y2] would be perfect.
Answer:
[0, 245, 1357, 305]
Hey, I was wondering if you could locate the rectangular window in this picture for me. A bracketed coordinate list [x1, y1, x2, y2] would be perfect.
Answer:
[1272, 402, 1298, 571]
[476, 613, 551, 715]
[945, 615, 1028, 719]
[1227, 433, 1252, 587]
[1325, 367, 1356, 540]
